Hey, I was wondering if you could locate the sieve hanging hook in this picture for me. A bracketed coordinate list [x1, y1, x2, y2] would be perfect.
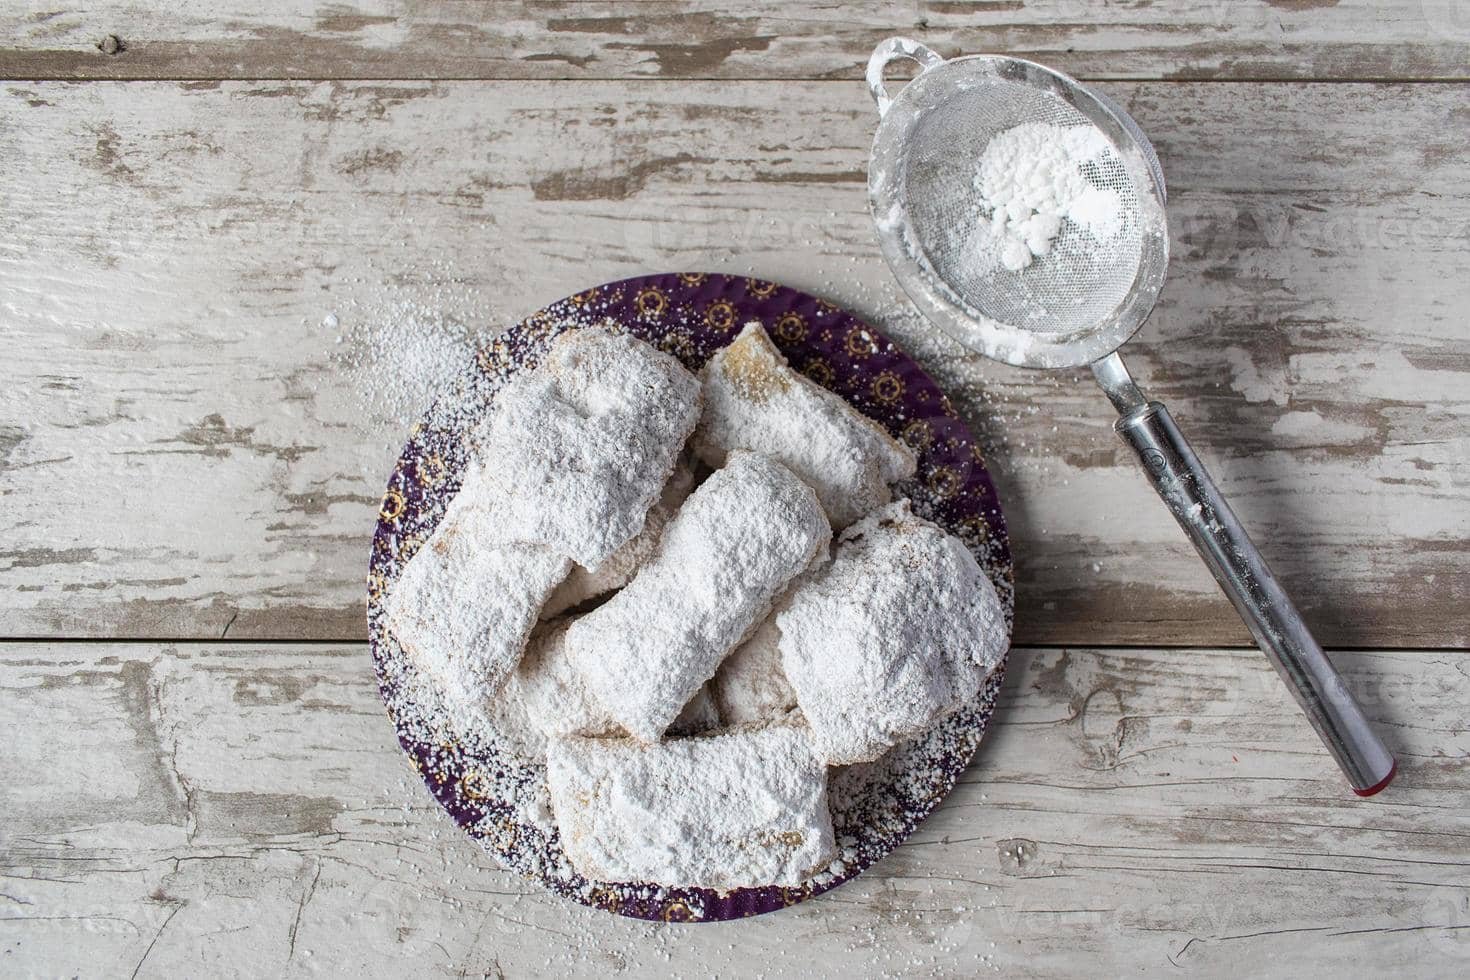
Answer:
[866, 37, 945, 117]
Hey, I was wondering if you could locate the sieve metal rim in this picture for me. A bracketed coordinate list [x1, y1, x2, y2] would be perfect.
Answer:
[867, 43, 1171, 369]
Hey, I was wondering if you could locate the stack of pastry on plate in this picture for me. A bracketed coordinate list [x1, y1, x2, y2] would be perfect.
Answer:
[386, 322, 1008, 891]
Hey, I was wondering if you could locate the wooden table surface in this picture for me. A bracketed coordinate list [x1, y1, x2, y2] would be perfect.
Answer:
[2, 3, 1467, 977]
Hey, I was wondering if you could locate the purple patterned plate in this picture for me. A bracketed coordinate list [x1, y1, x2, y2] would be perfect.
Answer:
[367, 273, 1013, 922]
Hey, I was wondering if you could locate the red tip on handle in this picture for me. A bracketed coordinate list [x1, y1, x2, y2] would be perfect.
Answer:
[1352, 759, 1398, 797]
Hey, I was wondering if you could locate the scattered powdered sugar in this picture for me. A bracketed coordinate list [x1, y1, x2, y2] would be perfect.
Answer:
[329, 290, 483, 433]
[566, 450, 830, 742]
[778, 499, 1008, 765]
[694, 322, 916, 528]
[971, 122, 1125, 272]
[546, 723, 836, 889]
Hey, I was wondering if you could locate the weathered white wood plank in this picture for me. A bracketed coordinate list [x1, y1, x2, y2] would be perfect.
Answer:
[1, 642, 1464, 977]
[3, 1, 1469, 82]
[1, 80, 1467, 647]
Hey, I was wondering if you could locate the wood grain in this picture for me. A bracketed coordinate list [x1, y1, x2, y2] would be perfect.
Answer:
[3, 1, 1470, 82]
[2, 79, 1466, 647]
[1, 641, 1463, 977]
[5, 4, 1465, 975]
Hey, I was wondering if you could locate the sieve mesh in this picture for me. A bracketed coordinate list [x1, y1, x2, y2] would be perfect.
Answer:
[900, 81, 1145, 340]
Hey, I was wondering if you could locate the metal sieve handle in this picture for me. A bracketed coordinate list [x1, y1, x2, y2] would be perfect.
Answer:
[866, 37, 945, 117]
[1093, 354, 1396, 796]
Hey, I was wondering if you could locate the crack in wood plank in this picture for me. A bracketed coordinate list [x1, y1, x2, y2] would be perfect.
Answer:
[1, 2, 1468, 82]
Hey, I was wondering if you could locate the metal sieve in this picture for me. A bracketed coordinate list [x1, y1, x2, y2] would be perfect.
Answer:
[866, 38, 1395, 796]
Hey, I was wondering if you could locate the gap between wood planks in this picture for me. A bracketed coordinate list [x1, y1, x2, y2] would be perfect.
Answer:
[0, 636, 1460, 654]
[6, 0, 1470, 85]
[1, 75, 1468, 84]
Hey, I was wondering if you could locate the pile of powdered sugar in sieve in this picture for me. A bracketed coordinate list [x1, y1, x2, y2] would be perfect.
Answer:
[969, 121, 1127, 273]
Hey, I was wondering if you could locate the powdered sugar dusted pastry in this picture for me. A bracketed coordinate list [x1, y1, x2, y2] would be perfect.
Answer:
[540, 462, 695, 619]
[496, 623, 725, 756]
[386, 499, 571, 721]
[567, 451, 830, 742]
[668, 683, 722, 736]
[711, 616, 798, 726]
[693, 322, 916, 528]
[472, 325, 701, 569]
[483, 669, 546, 759]
[546, 723, 836, 889]
[501, 619, 619, 744]
[777, 500, 1008, 765]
